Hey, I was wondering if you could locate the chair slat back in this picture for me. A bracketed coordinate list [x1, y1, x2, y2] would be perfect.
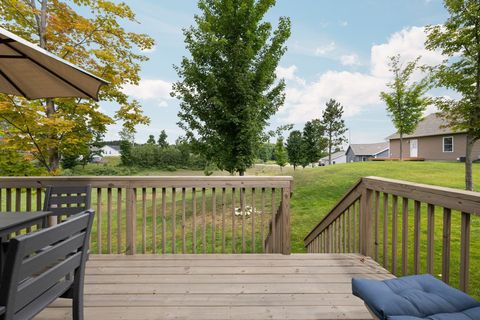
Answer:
[0, 210, 94, 320]
[43, 185, 92, 219]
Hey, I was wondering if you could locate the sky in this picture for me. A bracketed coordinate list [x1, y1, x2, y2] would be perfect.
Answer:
[103, 0, 451, 145]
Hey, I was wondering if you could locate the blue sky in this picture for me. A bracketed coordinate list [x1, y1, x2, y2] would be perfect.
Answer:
[104, 0, 450, 144]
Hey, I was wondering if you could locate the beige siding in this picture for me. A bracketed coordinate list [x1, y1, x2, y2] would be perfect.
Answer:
[389, 133, 480, 160]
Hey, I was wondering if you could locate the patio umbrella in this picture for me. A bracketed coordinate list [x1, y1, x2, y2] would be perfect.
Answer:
[0, 27, 108, 101]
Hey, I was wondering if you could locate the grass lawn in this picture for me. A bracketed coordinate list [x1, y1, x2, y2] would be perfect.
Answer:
[3, 161, 480, 298]
[284, 161, 480, 299]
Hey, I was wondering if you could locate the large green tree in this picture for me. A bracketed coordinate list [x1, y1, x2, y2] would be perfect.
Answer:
[380, 55, 430, 160]
[425, 0, 480, 191]
[171, 0, 291, 175]
[322, 99, 347, 165]
[302, 119, 326, 167]
[158, 130, 169, 148]
[0, 0, 152, 174]
[286, 130, 303, 170]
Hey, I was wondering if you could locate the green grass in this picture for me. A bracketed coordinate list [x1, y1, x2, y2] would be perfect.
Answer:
[3, 161, 480, 298]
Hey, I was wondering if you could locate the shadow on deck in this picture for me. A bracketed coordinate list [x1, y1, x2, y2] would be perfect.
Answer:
[38, 254, 393, 320]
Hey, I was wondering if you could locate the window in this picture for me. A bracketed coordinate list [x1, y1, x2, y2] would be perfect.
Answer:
[443, 136, 453, 152]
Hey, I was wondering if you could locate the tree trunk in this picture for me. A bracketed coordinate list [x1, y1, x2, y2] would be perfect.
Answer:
[328, 135, 332, 165]
[239, 170, 245, 176]
[465, 133, 474, 191]
[399, 132, 403, 161]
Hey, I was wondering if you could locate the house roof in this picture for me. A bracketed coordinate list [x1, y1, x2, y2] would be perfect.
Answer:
[387, 113, 459, 140]
[348, 142, 389, 156]
[104, 144, 121, 151]
[320, 151, 345, 161]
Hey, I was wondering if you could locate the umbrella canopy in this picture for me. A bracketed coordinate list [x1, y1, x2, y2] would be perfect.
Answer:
[0, 27, 108, 101]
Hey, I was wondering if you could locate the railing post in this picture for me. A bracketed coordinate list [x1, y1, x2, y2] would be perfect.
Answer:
[126, 186, 136, 255]
[360, 188, 374, 257]
[282, 182, 292, 255]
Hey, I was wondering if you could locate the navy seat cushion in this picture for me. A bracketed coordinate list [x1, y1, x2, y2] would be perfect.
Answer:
[352, 274, 480, 320]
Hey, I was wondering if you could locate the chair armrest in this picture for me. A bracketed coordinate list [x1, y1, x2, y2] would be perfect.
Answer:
[0, 306, 5, 315]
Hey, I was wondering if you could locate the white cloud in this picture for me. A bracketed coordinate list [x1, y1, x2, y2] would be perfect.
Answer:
[276, 65, 306, 86]
[281, 71, 385, 123]
[279, 26, 445, 124]
[315, 42, 336, 56]
[122, 79, 173, 107]
[370, 26, 444, 79]
[340, 21, 348, 27]
[340, 53, 361, 66]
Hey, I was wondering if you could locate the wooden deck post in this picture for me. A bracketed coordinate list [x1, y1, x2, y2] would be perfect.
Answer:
[360, 188, 374, 257]
[281, 182, 292, 255]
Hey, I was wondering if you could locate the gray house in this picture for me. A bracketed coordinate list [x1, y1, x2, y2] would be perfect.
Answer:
[346, 142, 389, 162]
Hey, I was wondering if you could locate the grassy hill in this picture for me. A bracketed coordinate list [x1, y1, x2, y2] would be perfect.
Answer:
[284, 161, 479, 252]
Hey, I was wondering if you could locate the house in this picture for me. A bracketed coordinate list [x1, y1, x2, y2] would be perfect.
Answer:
[388, 113, 480, 161]
[346, 142, 389, 162]
[101, 144, 121, 157]
[319, 151, 346, 165]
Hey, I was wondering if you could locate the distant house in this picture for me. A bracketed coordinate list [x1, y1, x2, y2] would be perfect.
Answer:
[346, 142, 389, 162]
[388, 113, 480, 161]
[319, 151, 346, 165]
[101, 145, 121, 157]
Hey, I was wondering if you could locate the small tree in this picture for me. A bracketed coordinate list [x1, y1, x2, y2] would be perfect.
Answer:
[119, 128, 135, 166]
[380, 55, 430, 160]
[171, 0, 291, 175]
[302, 119, 327, 166]
[286, 130, 303, 170]
[322, 99, 347, 164]
[274, 137, 288, 171]
[147, 135, 156, 145]
[425, 0, 480, 191]
[158, 130, 169, 148]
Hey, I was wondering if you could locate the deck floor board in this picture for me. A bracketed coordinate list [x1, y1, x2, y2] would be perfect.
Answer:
[37, 254, 393, 320]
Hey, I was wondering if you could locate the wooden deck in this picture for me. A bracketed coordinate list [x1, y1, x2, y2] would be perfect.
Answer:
[37, 254, 393, 320]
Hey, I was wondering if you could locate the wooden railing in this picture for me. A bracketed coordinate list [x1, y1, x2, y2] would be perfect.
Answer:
[0, 176, 292, 255]
[305, 176, 480, 294]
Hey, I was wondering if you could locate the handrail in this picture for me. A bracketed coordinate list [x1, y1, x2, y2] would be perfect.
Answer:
[304, 176, 480, 294]
[0, 176, 293, 255]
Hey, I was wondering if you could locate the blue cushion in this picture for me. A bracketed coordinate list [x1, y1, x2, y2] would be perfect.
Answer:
[352, 274, 480, 320]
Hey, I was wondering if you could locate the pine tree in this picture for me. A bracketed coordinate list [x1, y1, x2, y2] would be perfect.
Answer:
[322, 99, 347, 164]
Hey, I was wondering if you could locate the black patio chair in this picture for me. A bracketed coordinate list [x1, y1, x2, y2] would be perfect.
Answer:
[43, 185, 92, 222]
[0, 210, 94, 320]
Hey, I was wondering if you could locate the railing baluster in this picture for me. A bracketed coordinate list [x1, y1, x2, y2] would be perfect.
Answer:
[392, 195, 398, 275]
[107, 187, 112, 254]
[152, 188, 157, 254]
[142, 187, 147, 254]
[6, 188, 12, 211]
[261, 188, 265, 253]
[241, 187, 246, 253]
[353, 201, 357, 252]
[413, 200, 421, 274]
[181, 188, 186, 254]
[402, 197, 409, 276]
[221, 188, 226, 254]
[211, 188, 216, 253]
[382, 193, 388, 268]
[271, 188, 276, 253]
[342, 210, 346, 253]
[460, 212, 471, 292]
[251, 188, 256, 253]
[202, 188, 206, 254]
[347, 207, 351, 252]
[442, 208, 451, 284]
[162, 187, 167, 254]
[172, 188, 176, 254]
[36, 187, 42, 211]
[374, 191, 380, 261]
[427, 204, 435, 274]
[97, 188, 102, 254]
[192, 188, 197, 253]
[232, 188, 236, 253]
[15, 187, 21, 212]
[117, 188, 122, 254]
